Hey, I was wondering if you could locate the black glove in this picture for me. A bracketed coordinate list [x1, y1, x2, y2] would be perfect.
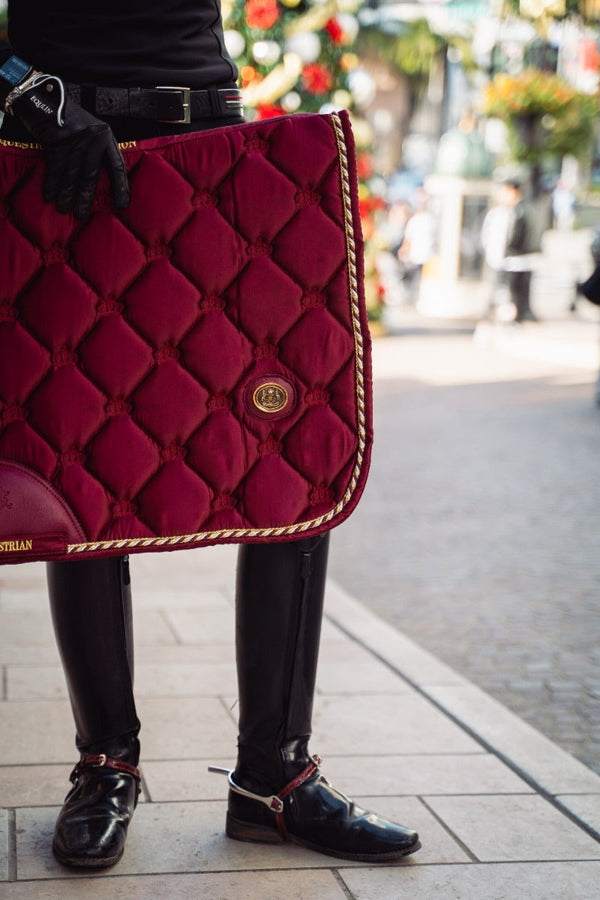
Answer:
[7, 72, 129, 219]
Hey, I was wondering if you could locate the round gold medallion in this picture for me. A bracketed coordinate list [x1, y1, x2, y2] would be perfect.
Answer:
[253, 382, 289, 414]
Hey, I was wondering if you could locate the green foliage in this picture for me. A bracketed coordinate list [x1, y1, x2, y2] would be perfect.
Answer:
[484, 69, 599, 162]
[358, 19, 445, 92]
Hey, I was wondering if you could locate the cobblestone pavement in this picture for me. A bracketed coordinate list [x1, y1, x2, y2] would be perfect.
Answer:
[329, 304, 600, 777]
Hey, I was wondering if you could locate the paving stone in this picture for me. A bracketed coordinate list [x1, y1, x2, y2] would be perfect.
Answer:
[6, 667, 66, 701]
[163, 609, 235, 645]
[0, 561, 46, 592]
[140, 759, 235, 802]
[0, 766, 71, 808]
[324, 587, 464, 688]
[0, 701, 75, 765]
[0, 646, 61, 667]
[312, 694, 482, 757]
[130, 589, 232, 610]
[322, 753, 532, 797]
[315, 661, 412, 694]
[0, 808, 8, 881]
[0, 612, 55, 647]
[354, 796, 470, 864]
[316, 640, 382, 664]
[136, 697, 237, 760]
[4, 869, 347, 898]
[0, 589, 49, 611]
[134, 644, 234, 665]
[130, 544, 237, 592]
[424, 795, 600, 861]
[132, 611, 180, 646]
[134, 662, 238, 698]
[340, 860, 600, 900]
[427, 683, 600, 795]
[557, 794, 600, 838]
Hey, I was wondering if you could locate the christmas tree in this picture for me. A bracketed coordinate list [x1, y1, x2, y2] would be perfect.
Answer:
[222, 0, 384, 320]
[222, 0, 365, 118]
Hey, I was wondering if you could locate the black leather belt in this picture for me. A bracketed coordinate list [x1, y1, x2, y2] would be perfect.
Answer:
[65, 84, 243, 124]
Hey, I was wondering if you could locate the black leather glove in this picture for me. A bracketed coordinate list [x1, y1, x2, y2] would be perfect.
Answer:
[7, 72, 129, 219]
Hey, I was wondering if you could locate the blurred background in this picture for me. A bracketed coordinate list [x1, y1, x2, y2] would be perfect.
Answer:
[210, 0, 600, 326]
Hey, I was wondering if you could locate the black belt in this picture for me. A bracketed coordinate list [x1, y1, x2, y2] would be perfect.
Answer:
[65, 84, 243, 124]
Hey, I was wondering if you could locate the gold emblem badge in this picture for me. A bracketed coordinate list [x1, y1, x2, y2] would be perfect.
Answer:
[253, 383, 288, 414]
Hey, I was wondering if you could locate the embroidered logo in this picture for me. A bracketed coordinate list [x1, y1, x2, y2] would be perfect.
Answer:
[253, 383, 288, 414]
[31, 96, 54, 116]
[0, 486, 13, 511]
[0, 539, 33, 552]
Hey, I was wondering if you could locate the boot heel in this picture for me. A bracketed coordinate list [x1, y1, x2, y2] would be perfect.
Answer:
[226, 811, 284, 845]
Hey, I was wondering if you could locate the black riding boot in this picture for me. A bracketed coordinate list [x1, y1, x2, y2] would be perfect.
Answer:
[47, 555, 141, 868]
[224, 535, 420, 862]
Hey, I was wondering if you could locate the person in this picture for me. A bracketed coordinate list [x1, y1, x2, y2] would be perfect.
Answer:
[502, 180, 538, 323]
[376, 198, 411, 305]
[552, 178, 575, 231]
[480, 182, 516, 320]
[397, 188, 435, 304]
[0, 2, 420, 870]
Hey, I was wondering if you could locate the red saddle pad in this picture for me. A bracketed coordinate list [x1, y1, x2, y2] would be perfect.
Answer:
[0, 111, 372, 563]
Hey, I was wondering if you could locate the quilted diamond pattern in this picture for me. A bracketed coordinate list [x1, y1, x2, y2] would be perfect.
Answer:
[0, 111, 372, 563]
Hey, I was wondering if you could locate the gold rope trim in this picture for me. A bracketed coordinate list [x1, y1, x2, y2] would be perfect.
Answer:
[67, 113, 367, 555]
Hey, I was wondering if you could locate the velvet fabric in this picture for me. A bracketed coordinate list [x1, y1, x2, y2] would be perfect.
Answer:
[0, 111, 372, 563]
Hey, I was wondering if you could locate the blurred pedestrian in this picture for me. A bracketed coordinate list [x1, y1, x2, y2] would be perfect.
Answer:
[503, 180, 538, 323]
[376, 198, 411, 305]
[552, 178, 576, 231]
[480, 182, 516, 320]
[398, 188, 436, 304]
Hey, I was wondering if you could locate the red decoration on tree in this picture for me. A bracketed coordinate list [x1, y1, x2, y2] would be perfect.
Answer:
[356, 151, 374, 180]
[256, 104, 286, 119]
[359, 196, 383, 220]
[302, 64, 333, 95]
[244, 0, 279, 30]
[325, 18, 344, 44]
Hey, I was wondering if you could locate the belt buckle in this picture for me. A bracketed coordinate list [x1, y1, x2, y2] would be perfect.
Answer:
[155, 85, 191, 124]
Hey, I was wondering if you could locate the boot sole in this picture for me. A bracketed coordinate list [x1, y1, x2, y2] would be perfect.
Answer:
[52, 843, 124, 869]
[226, 813, 421, 861]
[226, 811, 285, 844]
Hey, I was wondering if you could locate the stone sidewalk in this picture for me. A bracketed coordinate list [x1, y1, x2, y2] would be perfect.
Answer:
[1, 545, 599, 898]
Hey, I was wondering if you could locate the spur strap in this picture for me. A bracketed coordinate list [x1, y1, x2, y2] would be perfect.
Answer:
[209, 754, 322, 839]
[70, 753, 141, 784]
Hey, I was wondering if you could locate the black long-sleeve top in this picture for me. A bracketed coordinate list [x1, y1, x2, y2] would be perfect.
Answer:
[0, 1, 237, 89]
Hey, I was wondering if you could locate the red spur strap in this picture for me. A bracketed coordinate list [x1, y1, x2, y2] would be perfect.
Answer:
[72, 753, 141, 781]
[275, 754, 322, 839]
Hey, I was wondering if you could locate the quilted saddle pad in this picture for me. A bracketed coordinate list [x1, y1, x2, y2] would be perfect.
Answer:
[0, 111, 372, 564]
